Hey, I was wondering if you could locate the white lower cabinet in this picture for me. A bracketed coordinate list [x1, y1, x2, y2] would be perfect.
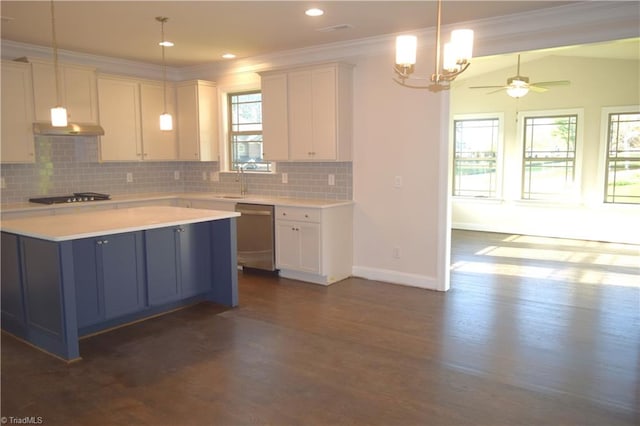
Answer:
[275, 204, 352, 285]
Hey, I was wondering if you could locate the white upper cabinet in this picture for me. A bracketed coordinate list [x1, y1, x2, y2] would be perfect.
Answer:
[1, 61, 35, 163]
[139, 81, 177, 160]
[176, 80, 219, 161]
[261, 73, 289, 161]
[260, 62, 353, 162]
[98, 75, 142, 161]
[98, 74, 177, 161]
[29, 58, 99, 124]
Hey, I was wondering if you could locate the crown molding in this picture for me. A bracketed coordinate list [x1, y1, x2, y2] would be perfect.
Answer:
[2, 1, 637, 81]
[1, 39, 181, 80]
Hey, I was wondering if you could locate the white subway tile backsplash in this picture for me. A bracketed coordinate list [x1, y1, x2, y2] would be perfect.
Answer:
[1, 137, 352, 203]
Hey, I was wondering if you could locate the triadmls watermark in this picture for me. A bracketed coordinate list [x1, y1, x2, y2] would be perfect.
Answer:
[1, 416, 44, 425]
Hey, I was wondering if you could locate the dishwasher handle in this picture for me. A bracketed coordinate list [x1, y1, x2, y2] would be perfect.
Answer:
[236, 208, 273, 216]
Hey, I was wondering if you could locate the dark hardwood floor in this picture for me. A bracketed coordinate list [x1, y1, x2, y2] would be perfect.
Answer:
[2, 230, 639, 425]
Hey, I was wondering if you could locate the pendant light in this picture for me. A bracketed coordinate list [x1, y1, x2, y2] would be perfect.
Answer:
[156, 16, 173, 131]
[49, 0, 67, 127]
[394, 0, 474, 91]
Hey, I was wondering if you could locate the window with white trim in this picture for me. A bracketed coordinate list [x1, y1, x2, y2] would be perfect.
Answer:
[452, 117, 501, 198]
[521, 114, 578, 201]
[228, 91, 271, 172]
[604, 111, 640, 204]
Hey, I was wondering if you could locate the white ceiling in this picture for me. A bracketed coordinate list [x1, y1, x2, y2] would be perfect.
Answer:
[1, 0, 581, 67]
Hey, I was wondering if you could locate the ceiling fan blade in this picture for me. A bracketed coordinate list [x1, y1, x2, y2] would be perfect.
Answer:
[529, 85, 548, 93]
[487, 87, 508, 95]
[469, 85, 505, 89]
[531, 80, 571, 87]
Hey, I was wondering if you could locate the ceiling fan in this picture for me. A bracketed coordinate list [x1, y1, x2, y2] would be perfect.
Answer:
[470, 54, 570, 98]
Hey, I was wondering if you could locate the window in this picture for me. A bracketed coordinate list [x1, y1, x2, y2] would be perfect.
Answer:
[228, 91, 270, 172]
[604, 111, 640, 204]
[452, 117, 500, 198]
[521, 114, 578, 201]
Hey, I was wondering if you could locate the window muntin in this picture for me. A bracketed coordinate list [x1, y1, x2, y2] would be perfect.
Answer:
[228, 91, 270, 172]
[604, 112, 640, 204]
[452, 118, 500, 198]
[521, 115, 578, 200]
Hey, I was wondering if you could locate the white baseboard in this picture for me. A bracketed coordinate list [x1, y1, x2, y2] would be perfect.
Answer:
[351, 266, 439, 291]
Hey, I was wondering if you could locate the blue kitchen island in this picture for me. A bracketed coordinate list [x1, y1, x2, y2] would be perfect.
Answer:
[1, 206, 240, 361]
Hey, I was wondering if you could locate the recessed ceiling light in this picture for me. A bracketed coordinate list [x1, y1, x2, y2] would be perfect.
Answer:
[305, 8, 324, 17]
[222, 53, 236, 59]
[159, 41, 174, 47]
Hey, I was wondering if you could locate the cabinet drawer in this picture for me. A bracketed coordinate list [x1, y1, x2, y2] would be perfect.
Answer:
[275, 206, 320, 222]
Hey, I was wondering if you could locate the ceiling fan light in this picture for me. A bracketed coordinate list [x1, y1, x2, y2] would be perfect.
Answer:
[507, 80, 530, 98]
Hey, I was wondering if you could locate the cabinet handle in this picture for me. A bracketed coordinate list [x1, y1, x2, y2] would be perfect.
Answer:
[282, 212, 287, 216]
[96, 240, 102, 245]
[103, 240, 109, 244]
[304, 214, 309, 218]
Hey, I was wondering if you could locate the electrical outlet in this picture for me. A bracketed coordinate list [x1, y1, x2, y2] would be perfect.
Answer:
[394, 175, 403, 188]
[202, 171, 207, 181]
[210, 171, 219, 182]
[393, 247, 401, 259]
[328, 174, 335, 186]
[126, 172, 133, 183]
[174, 170, 180, 180]
[282, 173, 288, 184]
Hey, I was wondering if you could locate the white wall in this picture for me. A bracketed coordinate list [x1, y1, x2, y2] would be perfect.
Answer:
[350, 49, 448, 289]
[451, 54, 640, 244]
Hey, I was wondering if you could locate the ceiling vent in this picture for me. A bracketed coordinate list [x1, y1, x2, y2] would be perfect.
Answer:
[317, 24, 353, 33]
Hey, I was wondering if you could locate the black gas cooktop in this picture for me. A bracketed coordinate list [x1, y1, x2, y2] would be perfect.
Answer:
[29, 192, 111, 205]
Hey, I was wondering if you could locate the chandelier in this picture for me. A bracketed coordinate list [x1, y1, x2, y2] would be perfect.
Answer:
[394, 0, 474, 91]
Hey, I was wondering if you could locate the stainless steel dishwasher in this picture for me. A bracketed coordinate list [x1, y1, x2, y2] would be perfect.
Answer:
[235, 203, 276, 271]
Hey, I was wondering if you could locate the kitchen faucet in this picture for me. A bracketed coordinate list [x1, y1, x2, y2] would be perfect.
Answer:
[236, 163, 248, 196]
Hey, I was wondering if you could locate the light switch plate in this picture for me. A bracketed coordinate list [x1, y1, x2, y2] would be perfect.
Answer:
[282, 173, 288, 184]
[394, 175, 403, 188]
[126, 172, 133, 183]
[174, 171, 180, 180]
[328, 174, 335, 186]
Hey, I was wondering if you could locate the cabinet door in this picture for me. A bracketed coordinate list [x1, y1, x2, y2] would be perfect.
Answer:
[145, 227, 180, 305]
[180, 222, 213, 297]
[98, 76, 142, 161]
[1, 61, 35, 163]
[288, 70, 314, 160]
[310, 67, 337, 160]
[275, 221, 300, 270]
[101, 232, 146, 319]
[72, 237, 102, 328]
[298, 223, 321, 274]
[177, 81, 218, 161]
[140, 82, 177, 160]
[31, 61, 98, 124]
[261, 73, 289, 160]
[62, 64, 99, 124]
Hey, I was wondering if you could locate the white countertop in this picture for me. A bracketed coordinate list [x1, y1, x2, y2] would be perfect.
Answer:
[1, 192, 352, 214]
[0, 206, 240, 242]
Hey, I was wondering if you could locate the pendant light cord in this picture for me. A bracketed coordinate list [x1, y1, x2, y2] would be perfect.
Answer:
[50, 0, 62, 106]
[160, 19, 167, 112]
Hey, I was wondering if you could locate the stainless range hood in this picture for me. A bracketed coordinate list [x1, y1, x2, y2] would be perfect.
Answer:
[33, 122, 105, 136]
